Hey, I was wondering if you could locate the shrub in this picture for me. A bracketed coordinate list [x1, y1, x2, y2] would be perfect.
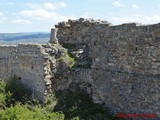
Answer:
[0, 80, 7, 108]
[0, 80, 124, 120]
[0, 80, 64, 120]
[0, 103, 64, 120]
[0, 80, 11, 109]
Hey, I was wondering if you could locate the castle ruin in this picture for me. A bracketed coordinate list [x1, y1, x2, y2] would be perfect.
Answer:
[1, 18, 160, 116]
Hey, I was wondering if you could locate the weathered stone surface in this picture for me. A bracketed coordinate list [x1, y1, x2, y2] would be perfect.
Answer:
[0, 44, 60, 101]
[1, 18, 160, 118]
[53, 18, 160, 117]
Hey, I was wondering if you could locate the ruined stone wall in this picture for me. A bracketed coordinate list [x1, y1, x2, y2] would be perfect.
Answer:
[9, 44, 47, 100]
[1, 18, 160, 116]
[54, 18, 160, 116]
[0, 46, 16, 81]
[91, 23, 160, 115]
[0, 44, 58, 101]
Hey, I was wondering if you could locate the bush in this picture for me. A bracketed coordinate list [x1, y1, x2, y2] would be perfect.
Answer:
[0, 80, 7, 108]
[0, 80, 11, 109]
[0, 80, 64, 120]
[0, 81, 124, 120]
[0, 103, 64, 120]
[0, 81, 6, 106]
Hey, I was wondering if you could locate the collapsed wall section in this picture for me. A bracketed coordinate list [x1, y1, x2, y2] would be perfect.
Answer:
[53, 18, 160, 116]
[54, 19, 112, 85]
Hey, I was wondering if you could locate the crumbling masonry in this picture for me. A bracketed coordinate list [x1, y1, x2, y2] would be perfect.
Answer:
[1, 18, 160, 116]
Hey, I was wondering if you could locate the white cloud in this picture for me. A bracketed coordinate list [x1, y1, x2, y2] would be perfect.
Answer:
[19, 2, 73, 22]
[20, 9, 52, 19]
[19, 9, 73, 21]
[5, 1, 74, 32]
[43, 2, 56, 10]
[112, 1, 126, 8]
[0, 12, 6, 23]
[131, 4, 139, 9]
[111, 15, 160, 24]
[11, 19, 32, 24]
[0, 12, 3, 16]
[26, 2, 67, 10]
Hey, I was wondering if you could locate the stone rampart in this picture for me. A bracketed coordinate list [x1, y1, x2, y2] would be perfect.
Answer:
[54, 18, 160, 116]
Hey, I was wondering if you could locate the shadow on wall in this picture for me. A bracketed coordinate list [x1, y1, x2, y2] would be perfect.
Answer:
[5, 76, 32, 105]
[53, 83, 123, 120]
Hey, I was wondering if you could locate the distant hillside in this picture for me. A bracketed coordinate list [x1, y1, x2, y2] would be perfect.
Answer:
[0, 32, 50, 45]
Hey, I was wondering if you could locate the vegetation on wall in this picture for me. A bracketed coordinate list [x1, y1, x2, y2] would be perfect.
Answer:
[57, 50, 76, 69]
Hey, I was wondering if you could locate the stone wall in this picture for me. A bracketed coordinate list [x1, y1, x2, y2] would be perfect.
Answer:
[9, 44, 47, 100]
[1, 18, 160, 117]
[0, 46, 16, 81]
[0, 44, 58, 101]
[54, 18, 160, 117]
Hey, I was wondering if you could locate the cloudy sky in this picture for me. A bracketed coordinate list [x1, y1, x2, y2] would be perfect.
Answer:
[0, 0, 160, 32]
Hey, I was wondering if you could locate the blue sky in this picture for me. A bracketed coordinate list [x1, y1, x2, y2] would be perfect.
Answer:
[0, 0, 160, 32]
